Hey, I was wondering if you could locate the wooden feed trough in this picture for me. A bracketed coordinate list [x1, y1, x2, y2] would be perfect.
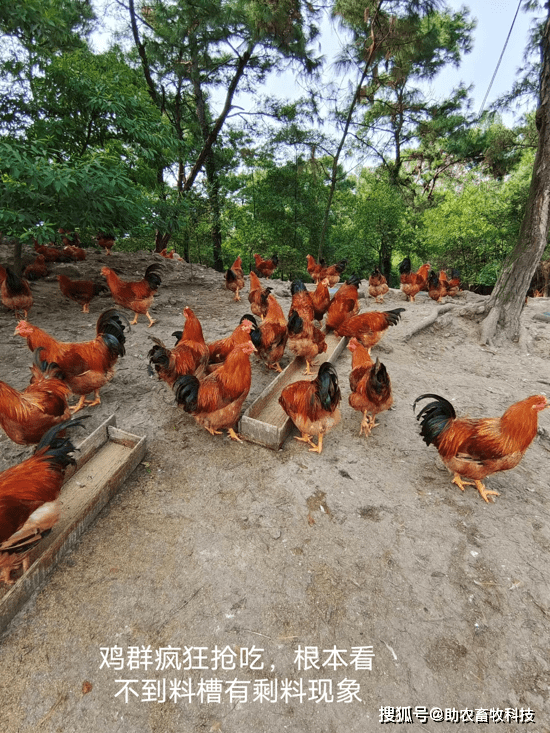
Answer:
[239, 330, 348, 450]
[0, 414, 146, 634]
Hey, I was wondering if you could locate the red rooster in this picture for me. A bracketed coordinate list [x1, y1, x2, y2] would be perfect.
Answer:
[225, 256, 245, 301]
[337, 308, 405, 353]
[318, 258, 348, 287]
[0, 349, 71, 445]
[57, 274, 107, 313]
[0, 265, 33, 317]
[23, 255, 48, 281]
[174, 341, 256, 441]
[306, 254, 323, 284]
[148, 306, 209, 387]
[278, 362, 341, 454]
[253, 253, 279, 278]
[368, 268, 389, 303]
[325, 274, 361, 332]
[311, 278, 331, 322]
[248, 271, 272, 320]
[414, 393, 548, 503]
[0, 417, 85, 585]
[14, 309, 127, 413]
[207, 316, 257, 365]
[250, 294, 288, 372]
[288, 279, 315, 322]
[398, 257, 430, 302]
[96, 233, 115, 255]
[101, 264, 162, 327]
[347, 343, 392, 437]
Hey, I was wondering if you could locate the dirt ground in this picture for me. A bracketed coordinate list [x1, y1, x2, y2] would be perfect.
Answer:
[1, 245, 550, 733]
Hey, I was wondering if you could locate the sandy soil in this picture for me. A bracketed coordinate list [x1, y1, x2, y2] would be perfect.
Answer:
[1, 246, 550, 733]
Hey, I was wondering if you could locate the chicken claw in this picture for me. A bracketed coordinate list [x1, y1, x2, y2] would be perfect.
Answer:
[474, 480, 500, 503]
[308, 434, 324, 453]
[451, 474, 499, 503]
[228, 428, 244, 442]
[359, 413, 372, 437]
[295, 432, 313, 444]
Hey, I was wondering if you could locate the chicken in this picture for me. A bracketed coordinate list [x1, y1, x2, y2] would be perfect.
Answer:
[287, 280, 326, 374]
[174, 341, 256, 441]
[369, 268, 389, 303]
[253, 253, 279, 278]
[414, 393, 548, 503]
[249, 294, 288, 372]
[347, 337, 374, 391]
[148, 306, 209, 387]
[0, 348, 72, 445]
[207, 315, 258, 365]
[347, 341, 392, 437]
[446, 269, 462, 297]
[398, 257, 431, 302]
[325, 274, 361, 332]
[311, 278, 331, 322]
[306, 254, 323, 284]
[15, 308, 128, 413]
[23, 255, 48, 281]
[0, 265, 33, 317]
[337, 308, 405, 353]
[278, 362, 341, 454]
[427, 270, 447, 302]
[248, 271, 272, 321]
[101, 263, 162, 327]
[318, 258, 348, 287]
[0, 417, 84, 585]
[225, 256, 245, 301]
[62, 245, 86, 261]
[96, 233, 115, 255]
[159, 248, 182, 260]
[287, 311, 327, 375]
[288, 279, 315, 322]
[57, 274, 107, 313]
[33, 240, 66, 263]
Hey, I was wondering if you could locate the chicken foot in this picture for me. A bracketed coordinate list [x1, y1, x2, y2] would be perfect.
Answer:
[452, 474, 500, 503]
[130, 311, 156, 327]
[308, 434, 324, 454]
[70, 390, 101, 413]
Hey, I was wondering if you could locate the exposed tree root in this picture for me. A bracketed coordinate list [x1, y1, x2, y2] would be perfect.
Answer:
[401, 303, 456, 341]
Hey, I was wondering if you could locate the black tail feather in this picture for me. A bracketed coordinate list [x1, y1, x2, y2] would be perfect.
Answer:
[36, 416, 88, 468]
[287, 311, 304, 334]
[173, 375, 200, 413]
[385, 308, 406, 325]
[316, 362, 341, 411]
[413, 394, 456, 446]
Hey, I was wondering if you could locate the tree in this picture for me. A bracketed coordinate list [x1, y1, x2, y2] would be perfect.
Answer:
[475, 3, 550, 345]
[313, 0, 472, 268]
[121, 0, 320, 262]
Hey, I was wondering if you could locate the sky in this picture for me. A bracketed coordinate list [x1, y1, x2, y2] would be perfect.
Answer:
[426, 0, 535, 117]
[258, 0, 538, 124]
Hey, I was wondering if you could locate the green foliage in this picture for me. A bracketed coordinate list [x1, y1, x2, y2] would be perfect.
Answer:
[0, 138, 151, 242]
[222, 155, 333, 279]
[419, 152, 534, 285]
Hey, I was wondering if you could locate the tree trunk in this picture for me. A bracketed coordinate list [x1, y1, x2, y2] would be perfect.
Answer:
[154, 231, 171, 252]
[478, 8, 550, 346]
[13, 239, 23, 277]
[205, 154, 224, 272]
